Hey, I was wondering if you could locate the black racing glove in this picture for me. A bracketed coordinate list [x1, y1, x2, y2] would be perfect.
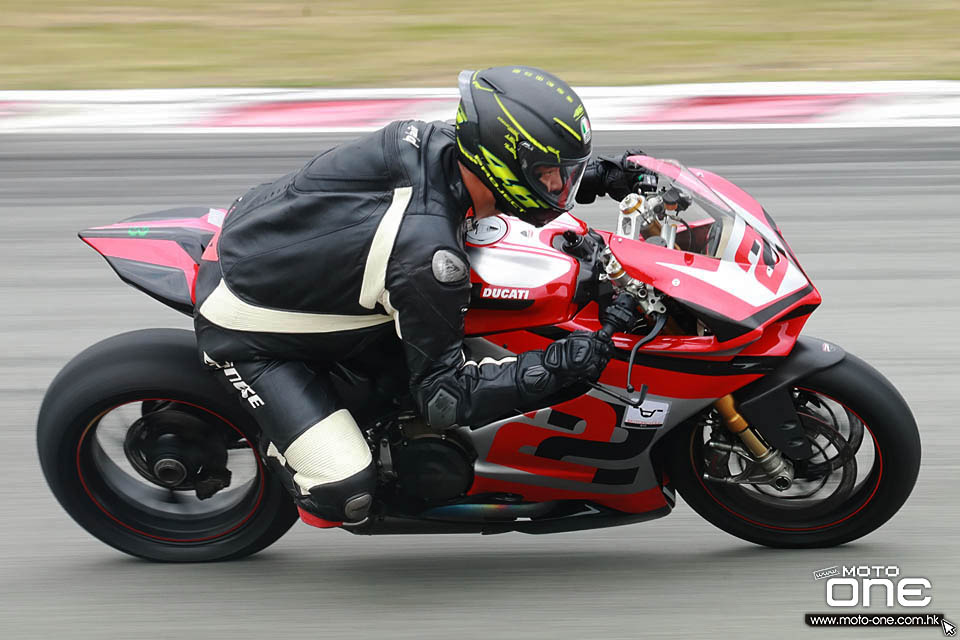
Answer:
[576, 148, 647, 205]
[542, 331, 613, 384]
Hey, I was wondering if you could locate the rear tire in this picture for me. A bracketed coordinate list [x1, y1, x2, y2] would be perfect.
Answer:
[665, 352, 920, 548]
[38, 329, 298, 562]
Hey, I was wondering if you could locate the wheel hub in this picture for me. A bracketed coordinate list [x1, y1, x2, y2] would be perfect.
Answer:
[152, 458, 188, 487]
[123, 406, 232, 498]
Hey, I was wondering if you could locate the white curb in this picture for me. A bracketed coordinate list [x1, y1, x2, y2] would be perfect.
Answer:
[2, 81, 959, 133]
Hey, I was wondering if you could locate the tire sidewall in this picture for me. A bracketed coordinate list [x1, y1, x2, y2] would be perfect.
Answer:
[666, 352, 921, 548]
[38, 329, 297, 562]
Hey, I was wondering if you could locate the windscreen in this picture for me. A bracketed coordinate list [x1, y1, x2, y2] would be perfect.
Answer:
[624, 157, 787, 262]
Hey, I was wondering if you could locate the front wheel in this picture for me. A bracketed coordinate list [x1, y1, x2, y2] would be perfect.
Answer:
[665, 352, 920, 548]
[38, 329, 298, 562]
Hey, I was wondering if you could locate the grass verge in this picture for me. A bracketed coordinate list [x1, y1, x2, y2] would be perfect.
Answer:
[1, 0, 958, 89]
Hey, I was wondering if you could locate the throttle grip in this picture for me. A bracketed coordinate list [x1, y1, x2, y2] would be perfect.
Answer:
[599, 292, 640, 339]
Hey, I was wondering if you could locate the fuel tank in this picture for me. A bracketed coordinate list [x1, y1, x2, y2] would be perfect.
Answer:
[464, 214, 584, 335]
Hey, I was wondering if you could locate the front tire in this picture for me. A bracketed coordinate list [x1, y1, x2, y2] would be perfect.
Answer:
[38, 329, 298, 562]
[666, 352, 920, 548]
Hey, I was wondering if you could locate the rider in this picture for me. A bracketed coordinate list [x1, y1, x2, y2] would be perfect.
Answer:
[192, 66, 647, 525]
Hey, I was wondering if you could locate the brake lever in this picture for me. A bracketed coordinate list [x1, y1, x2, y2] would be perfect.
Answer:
[588, 311, 666, 408]
[588, 381, 648, 408]
[625, 313, 667, 393]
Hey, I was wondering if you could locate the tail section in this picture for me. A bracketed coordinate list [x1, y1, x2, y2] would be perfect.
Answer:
[79, 206, 225, 315]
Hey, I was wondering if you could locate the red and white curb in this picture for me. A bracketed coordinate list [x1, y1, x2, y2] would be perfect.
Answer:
[1, 81, 958, 133]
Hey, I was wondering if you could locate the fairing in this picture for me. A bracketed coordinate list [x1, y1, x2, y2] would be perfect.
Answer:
[610, 156, 819, 343]
[79, 207, 223, 314]
[454, 159, 822, 516]
[463, 158, 819, 344]
[464, 213, 584, 334]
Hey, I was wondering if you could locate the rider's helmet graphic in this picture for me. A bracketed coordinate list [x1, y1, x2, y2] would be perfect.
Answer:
[455, 66, 593, 227]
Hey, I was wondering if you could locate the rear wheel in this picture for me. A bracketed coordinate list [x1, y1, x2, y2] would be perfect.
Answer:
[666, 353, 920, 548]
[38, 329, 298, 562]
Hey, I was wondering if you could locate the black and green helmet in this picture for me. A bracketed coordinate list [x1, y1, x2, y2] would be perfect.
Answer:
[455, 66, 593, 227]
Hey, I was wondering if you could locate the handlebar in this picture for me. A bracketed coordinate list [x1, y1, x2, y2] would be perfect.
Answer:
[587, 290, 667, 408]
[598, 290, 667, 392]
[560, 228, 666, 333]
[598, 291, 641, 340]
[562, 228, 674, 408]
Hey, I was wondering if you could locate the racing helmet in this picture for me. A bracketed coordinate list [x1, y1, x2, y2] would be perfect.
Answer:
[455, 66, 593, 227]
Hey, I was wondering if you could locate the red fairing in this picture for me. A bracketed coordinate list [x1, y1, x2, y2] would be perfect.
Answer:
[490, 326, 765, 400]
[469, 477, 668, 514]
[738, 316, 810, 357]
[466, 392, 669, 514]
[604, 232, 818, 335]
[602, 357, 762, 400]
[484, 394, 620, 482]
[464, 214, 584, 335]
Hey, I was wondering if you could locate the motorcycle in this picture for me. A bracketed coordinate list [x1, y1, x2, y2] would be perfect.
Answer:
[37, 155, 920, 562]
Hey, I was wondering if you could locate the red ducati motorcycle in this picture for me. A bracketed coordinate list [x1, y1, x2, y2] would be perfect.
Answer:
[38, 156, 920, 562]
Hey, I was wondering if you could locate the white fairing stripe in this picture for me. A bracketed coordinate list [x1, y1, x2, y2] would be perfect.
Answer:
[282, 409, 373, 492]
[467, 247, 572, 289]
[359, 186, 413, 310]
[199, 279, 393, 333]
[656, 259, 807, 308]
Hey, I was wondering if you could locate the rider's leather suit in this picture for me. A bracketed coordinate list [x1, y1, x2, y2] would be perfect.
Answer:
[193, 120, 591, 522]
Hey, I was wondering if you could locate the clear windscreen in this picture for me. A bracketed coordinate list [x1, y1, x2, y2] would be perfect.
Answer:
[620, 157, 743, 258]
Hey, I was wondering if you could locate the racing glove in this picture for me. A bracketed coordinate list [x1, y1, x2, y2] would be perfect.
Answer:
[576, 148, 647, 204]
[542, 331, 613, 384]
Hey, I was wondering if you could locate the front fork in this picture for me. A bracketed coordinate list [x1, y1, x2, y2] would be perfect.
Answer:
[707, 395, 794, 491]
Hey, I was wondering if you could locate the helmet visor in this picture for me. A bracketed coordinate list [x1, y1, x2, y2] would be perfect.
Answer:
[519, 144, 589, 213]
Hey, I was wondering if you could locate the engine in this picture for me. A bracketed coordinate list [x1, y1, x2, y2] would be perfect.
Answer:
[390, 433, 474, 503]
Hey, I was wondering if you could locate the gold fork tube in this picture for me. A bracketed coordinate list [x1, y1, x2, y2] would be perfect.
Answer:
[714, 394, 769, 458]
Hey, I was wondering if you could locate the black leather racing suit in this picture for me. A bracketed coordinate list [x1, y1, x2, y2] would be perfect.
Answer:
[193, 120, 584, 521]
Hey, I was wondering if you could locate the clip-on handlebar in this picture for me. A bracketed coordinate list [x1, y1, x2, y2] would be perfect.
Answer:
[589, 292, 666, 408]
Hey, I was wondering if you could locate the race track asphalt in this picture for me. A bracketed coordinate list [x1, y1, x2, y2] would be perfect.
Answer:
[1, 128, 957, 639]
